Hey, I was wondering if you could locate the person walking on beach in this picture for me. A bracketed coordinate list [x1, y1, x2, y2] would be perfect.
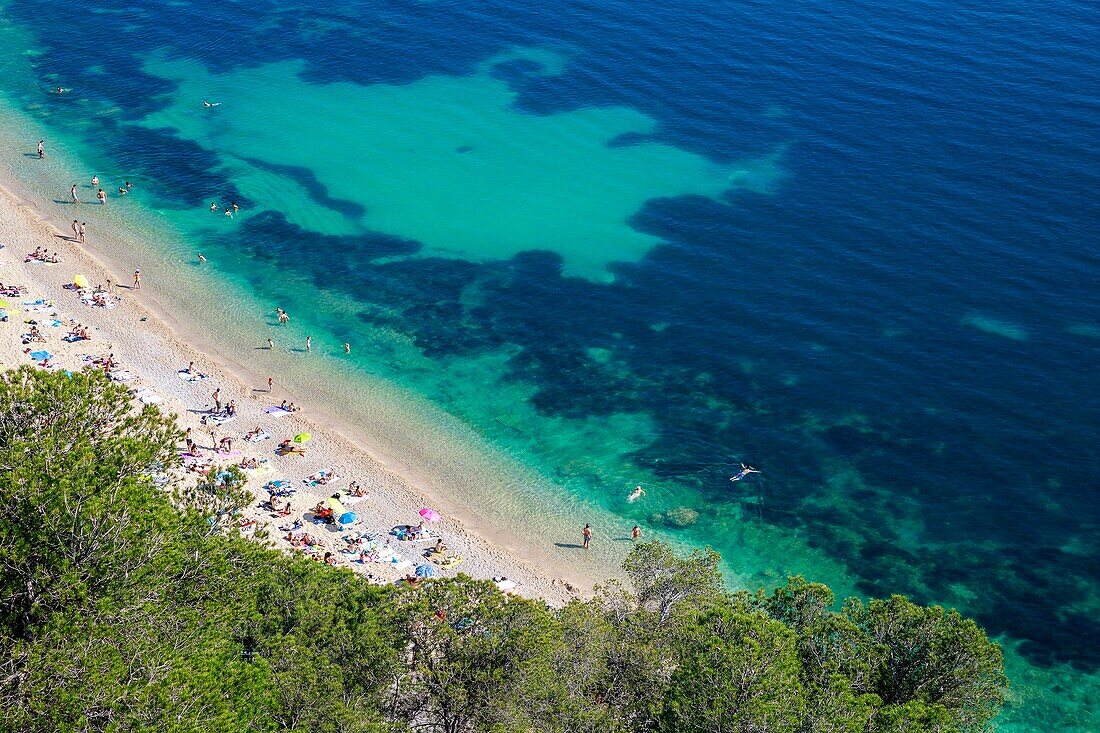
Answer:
[133, 269, 141, 290]
[79, 222, 85, 244]
[582, 523, 592, 550]
[632, 525, 641, 542]
[267, 376, 273, 392]
[71, 220, 79, 241]
[70, 184, 79, 204]
[97, 188, 107, 205]
[305, 335, 312, 353]
[37, 140, 44, 159]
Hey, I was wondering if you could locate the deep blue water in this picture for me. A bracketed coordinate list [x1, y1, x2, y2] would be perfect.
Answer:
[4, 0, 1099, 720]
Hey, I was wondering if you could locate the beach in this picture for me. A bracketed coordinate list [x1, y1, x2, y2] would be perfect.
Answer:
[0, 176, 590, 605]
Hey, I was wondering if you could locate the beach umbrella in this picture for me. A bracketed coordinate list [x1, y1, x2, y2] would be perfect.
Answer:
[338, 511, 356, 525]
[293, 432, 311, 443]
[73, 274, 89, 288]
[414, 563, 436, 578]
[323, 496, 345, 515]
[418, 507, 441, 522]
[29, 350, 51, 361]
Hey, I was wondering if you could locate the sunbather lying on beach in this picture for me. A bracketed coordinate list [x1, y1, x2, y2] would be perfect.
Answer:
[276, 439, 307, 456]
[286, 530, 318, 547]
[268, 494, 293, 517]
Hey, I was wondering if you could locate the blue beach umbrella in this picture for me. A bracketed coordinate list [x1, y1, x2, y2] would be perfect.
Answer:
[414, 564, 436, 578]
[338, 511, 356, 525]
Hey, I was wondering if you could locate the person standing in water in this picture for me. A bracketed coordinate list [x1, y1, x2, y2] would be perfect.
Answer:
[582, 523, 592, 550]
[343, 342, 350, 354]
[96, 188, 107, 205]
[266, 337, 274, 350]
[91, 175, 99, 188]
[70, 184, 79, 204]
[37, 140, 44, 159]
[632, 525, 641, 542]
[305, 335, 312, 353]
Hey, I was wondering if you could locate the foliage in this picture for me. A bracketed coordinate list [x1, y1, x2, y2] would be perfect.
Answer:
[0, 368, 1008, 732]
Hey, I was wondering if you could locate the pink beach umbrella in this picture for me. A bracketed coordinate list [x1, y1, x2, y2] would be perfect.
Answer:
[418, 507, 441, 522]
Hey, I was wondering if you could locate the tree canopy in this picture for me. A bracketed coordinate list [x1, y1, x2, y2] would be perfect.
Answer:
[0, 368, 1007, 732]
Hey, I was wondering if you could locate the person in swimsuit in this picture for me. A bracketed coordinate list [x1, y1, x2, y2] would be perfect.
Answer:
[730, 463, 761, 481]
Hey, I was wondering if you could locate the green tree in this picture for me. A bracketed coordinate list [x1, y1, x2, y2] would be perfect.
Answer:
[391, 574, 557, 732]
[622, 540, 723, 622]
[842, 595, 1007, 732]
[661, 604, 805, 732]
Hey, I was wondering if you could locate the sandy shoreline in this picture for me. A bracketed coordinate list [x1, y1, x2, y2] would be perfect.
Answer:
[0, 177, 593, 604]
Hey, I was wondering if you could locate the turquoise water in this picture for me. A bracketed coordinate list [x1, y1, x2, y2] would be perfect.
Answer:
[0, 0, 1097, 728]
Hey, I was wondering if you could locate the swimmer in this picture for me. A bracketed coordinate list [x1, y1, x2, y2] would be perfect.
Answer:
[202, 101, 221, 107]
[209, 202, 218, 212]
[197, 253, 207, 264]
[118, 186, 127, 196]
[730, 463, 761, 481]
[224, 207, 233, 217]
[343, 342, 350, 354]
[627, 486, 646, 503]
[91, 175, 99, 187]
[231, 201, 239, 213]
[125, 181, 133, 190]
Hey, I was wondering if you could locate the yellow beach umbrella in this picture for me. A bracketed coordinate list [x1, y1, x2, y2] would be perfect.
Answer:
[323, 496, 345, 515]
[73, 274, 89, 288]
[293, 432, 311, 443]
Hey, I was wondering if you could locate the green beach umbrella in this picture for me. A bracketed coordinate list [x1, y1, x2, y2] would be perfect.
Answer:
[293, 432, 311, 443]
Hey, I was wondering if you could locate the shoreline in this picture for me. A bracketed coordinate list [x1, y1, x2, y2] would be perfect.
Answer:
[0, 169, 599, 604]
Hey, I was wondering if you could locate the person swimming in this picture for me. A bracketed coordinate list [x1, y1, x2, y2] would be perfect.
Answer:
[627, 486, 646, 503]
[202, 101, 221, 107]
[730, 463, 761, 481]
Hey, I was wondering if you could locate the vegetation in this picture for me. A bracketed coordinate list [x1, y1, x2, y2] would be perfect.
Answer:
[0, 368, 1007, 732]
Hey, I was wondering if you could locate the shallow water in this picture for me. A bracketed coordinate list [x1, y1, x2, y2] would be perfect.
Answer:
[0, 0, 1097, 727]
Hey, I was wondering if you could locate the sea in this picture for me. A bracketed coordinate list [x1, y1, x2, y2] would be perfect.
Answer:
[0, 0, 1096, 728]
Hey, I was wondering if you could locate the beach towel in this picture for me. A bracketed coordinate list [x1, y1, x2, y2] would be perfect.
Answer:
[202, 413, 236, 426]
[109, 369, 134, 382]
[28, 350, 52, 361]
[134, 387, 162, 405]
[264, 406, 292, 416]
[245, 431, 272, 443]
[303, 468, 339, 487]
[177, 370, 209, 382]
